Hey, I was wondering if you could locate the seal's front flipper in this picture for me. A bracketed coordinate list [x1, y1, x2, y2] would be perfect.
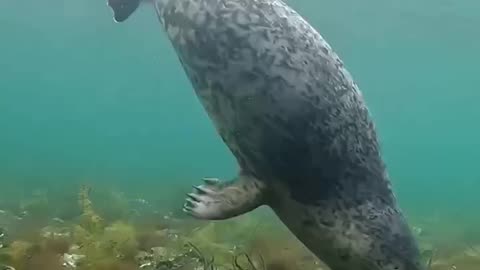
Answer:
[183, 173, 266, 220]
[107, 0, 141, 22]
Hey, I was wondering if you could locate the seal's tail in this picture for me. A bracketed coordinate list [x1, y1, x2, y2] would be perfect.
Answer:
[107, 0, 141, 22]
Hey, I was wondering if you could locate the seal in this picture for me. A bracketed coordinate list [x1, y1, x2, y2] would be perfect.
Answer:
[107, 0, 425, 269]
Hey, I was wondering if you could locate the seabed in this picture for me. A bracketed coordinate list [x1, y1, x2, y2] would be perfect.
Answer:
[0, 184, 478, 270]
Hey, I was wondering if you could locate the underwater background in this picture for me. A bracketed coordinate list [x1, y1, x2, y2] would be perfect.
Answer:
[0, 0, 479, 269]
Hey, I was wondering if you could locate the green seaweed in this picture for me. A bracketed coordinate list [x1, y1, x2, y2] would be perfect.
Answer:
[78, 185, 105, 234]
[0, 182, 479, 270]
[72, 186, 141, 270]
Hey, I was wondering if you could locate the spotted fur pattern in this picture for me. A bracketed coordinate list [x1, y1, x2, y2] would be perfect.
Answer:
[113, 0, 425, 269]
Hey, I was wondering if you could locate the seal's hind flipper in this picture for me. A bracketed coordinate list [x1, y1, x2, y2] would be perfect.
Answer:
[183, 174, 266, 220]
[107, 0, 141, 22]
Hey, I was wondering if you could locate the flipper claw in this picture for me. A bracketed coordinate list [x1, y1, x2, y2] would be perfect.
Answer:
[202, 177, 220, 185]
[183, 206, 193, 214]
[187, 193, 201, 202]
[193, 185, 211, 194]
[182, 174, 266, 220]
[185, 198, 198, 207]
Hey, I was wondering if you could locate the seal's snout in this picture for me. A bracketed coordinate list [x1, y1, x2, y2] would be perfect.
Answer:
[107, 0, 141, 22]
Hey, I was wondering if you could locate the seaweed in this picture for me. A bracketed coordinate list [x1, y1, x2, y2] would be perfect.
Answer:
[78, 185, 105, 234]
[71, 186, 143, 270]
[24, 249, 63, 270]
[101, 221, 139, 261]
[233, 253, 265, 270]
[2, 182, 479, 270]
[187, 242, 216, 270]
[1, 231, 74, 270]
[3, 240, 33, 270]
[135, 229, 168, 252]
[182, 223, 236, 266]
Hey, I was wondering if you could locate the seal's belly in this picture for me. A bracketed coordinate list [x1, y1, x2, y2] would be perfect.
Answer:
[161, 0, 380, 197]
[181, 44, 370, 198]
[198, 80, 332, 184]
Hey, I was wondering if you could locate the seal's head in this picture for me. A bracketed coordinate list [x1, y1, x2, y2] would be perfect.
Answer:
[107, 0, 141, 22]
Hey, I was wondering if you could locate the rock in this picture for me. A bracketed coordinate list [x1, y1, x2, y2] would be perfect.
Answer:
[151, 247, 169, 261]
[0, 264, 15, 270]
[0, 210, 18, 236]
[136, 251, 154, 265]
[0, 212, 15, 248]
[40, 225, 71, 239]
[69, 245, 81, 254]
[0, 227, 5, 248]
[138, 262, 156, 270]
[135, 245, 204, 270]
[62, 253, 86, 269]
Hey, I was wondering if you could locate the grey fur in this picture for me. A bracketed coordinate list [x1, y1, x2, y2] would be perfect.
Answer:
[109, 0, 425, 269]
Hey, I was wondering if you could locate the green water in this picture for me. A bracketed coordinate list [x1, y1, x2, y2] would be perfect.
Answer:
[1, 0, 479, 233]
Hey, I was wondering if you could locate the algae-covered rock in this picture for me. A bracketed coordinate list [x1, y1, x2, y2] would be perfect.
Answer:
[135, 251, 154, 267]
[0, 210, 21, 246]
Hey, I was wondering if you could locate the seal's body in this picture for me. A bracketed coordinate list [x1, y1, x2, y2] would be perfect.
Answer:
[107, 0, 424, 269]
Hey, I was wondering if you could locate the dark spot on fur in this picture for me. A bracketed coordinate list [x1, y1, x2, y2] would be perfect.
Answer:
[244, 71, 259, 82]
[251, 116, 262, 125]
[302, 219, 314, 227]
[339, 252, 350, 261]
[306, 85, 314, 94]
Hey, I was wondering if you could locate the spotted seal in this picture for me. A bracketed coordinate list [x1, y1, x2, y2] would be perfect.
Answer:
[107, 0, 425, 269]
